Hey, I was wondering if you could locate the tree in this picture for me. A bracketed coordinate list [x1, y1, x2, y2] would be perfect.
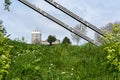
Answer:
[14, 37, 27, 43]
[47, 35, 56, 46]
[95, 22, 120, 43]
[71, 23, 86, 45]
[102, 24, 120, 73]
[62, 37, 71, 44]
[0, 20, 7, 36]
[0, 21, 13, 80]
[4, 0, 11, 11]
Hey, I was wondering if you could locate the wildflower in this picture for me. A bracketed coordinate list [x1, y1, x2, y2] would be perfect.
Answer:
[49, 67, 51, 70]
[70, 73, 73, 76]
[18, 54, 21, 56]
[50, 63, 53, 66]
[61, 72, 66, 74]
[71, 68, 74, 71]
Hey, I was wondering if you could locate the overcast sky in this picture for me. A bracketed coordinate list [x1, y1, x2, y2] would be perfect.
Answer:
[0, 0, 120, 44]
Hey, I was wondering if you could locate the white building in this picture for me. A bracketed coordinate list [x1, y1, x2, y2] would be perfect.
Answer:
[31, 29, 60, 45]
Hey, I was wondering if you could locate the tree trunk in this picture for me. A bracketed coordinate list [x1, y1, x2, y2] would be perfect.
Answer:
[49, 42, 52, 46]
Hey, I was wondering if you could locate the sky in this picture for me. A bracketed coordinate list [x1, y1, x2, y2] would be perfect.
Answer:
[0, 0, 120, 44]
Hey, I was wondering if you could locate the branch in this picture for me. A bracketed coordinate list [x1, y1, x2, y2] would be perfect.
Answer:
[4, 0, 12, 11]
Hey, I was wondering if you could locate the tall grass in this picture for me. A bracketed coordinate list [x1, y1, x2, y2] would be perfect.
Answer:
[6, 41, 120, 80]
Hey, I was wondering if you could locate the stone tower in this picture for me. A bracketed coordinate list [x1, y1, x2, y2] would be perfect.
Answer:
[31, 29, 41, 44]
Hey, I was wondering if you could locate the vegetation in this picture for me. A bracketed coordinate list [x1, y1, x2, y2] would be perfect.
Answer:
[47, 35, 56, 46]
[102, 24, 120, 73]
[4, 0, 11, 11]
[62, 37, 71, 45]
[95, 22, 120, 43]
[2, 41, 118, 80]
[0, 20, 7, 36]
[0, 27, 13, 79]
[1, 1, 120, 79]
[0, 22, 120, 79]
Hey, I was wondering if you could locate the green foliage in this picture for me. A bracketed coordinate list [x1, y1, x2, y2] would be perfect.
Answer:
[47, 35, 56, 45]
[0, 32, 13, 80]
[0, 20, 7, 36]
[103, 24, 120, 72]
[14, 37, 27, 43]
[4, 40, 120, 80]
[4, 0, 11, 11]
[95, 22, 120, 43]
[62, 37, 71, 45]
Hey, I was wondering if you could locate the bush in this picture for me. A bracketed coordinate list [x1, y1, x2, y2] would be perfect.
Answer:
[62, 37, 71, 45]
[103, 24, 120, 72]
[0, 32, 13, 80]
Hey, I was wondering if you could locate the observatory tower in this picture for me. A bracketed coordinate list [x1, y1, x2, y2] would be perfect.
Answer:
[31, 29, 41, 44]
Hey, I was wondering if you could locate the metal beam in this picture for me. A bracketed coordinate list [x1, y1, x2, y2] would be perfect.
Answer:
[18, 0, 101, 46]
[44, 0, 105, 37]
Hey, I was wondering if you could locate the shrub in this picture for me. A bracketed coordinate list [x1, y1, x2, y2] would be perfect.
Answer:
[0, 32, 13, 80]
[103, 24, 120, 72]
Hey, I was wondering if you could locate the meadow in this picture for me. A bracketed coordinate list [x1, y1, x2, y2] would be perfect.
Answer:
[4, 40, 120, 80]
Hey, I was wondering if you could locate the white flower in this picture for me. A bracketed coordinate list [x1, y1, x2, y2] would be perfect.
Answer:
[50, 63, 53, 66]
[49, 67, 51, 70]
[71, 73, 73, 76]
[61, 72, 66, 74]
[71, 68, 74, 70]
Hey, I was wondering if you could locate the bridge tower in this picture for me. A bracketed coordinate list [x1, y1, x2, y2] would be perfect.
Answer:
[31, 28, 41, 44]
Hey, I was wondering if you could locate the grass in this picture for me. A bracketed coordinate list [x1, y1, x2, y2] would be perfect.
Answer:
[5, 41, 120, 80]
